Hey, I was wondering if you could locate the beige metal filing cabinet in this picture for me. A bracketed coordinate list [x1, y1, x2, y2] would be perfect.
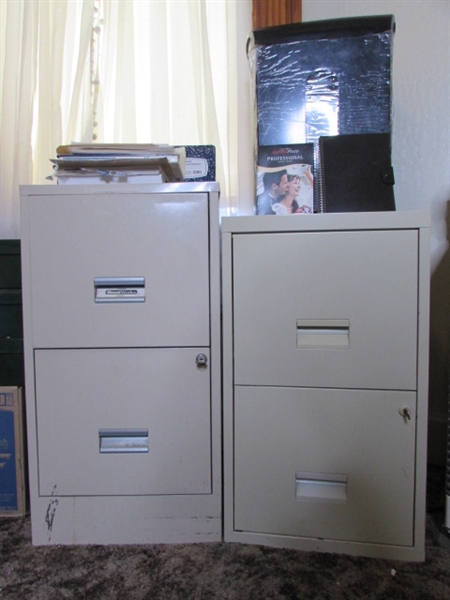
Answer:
[222, 211, 430, 561]
[20, 183, 221, 545]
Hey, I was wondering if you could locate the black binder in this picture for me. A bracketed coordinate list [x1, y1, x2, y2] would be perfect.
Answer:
[318, 133, 395, 213]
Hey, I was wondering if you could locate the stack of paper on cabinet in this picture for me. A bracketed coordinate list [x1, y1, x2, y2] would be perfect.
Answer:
[49, 143, 186, 184]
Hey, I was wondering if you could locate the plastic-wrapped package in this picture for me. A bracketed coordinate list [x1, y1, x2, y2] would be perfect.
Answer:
[248, 15, 395, 147]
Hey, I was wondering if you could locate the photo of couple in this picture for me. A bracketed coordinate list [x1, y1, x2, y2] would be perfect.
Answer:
[256, 165, 314, 216]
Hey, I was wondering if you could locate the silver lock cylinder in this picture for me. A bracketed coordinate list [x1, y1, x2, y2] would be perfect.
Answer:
[196, 353, 208, 368]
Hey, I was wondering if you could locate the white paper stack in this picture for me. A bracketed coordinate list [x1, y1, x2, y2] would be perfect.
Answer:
[49, 143, 186, 184]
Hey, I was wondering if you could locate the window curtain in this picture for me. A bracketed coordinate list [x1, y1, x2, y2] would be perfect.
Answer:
[0, 0, 94, 238]
[96, 0, 238, 211]
[0, 0, 241, 239]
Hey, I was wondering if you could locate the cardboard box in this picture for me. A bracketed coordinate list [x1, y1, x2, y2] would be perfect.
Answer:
[0, 387, 27, 516]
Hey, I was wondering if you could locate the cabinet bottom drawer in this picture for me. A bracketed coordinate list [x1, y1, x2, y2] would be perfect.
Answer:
[234, 386, 416, 546]
[34, 348, 212, 497]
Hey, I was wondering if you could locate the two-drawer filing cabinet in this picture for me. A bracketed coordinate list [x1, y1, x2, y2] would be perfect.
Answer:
[20, 183, 221, 545]
[222, 212, 430, 561]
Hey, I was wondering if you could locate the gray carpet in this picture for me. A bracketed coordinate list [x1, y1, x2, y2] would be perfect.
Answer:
[1, 467, 450, 599]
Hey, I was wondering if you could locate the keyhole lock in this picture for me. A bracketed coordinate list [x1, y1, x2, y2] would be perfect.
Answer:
[195, 353, 208, 368]
[399, 406, 412, 422]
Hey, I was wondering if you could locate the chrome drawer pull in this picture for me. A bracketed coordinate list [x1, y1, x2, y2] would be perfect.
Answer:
[296, 319, 350, 349]
[94, 277, 145, 303]
[99, 428, 148, 453]
[295, 471, 348, 503]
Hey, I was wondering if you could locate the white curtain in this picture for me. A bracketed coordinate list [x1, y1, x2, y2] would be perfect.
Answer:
[96, 0, 239, 209]
[0, 0, 243, 239]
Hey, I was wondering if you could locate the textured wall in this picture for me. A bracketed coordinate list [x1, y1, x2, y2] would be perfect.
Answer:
[304, 0, 450, 464]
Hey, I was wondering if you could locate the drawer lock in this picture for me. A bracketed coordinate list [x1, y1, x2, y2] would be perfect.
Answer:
[399, 406, 412, 422]
[196, 353, 208, 368]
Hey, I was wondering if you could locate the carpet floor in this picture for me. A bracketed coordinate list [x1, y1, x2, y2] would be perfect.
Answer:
[1, 468, 449, 599]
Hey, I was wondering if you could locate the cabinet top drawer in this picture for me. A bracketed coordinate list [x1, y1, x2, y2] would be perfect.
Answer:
[230, 227, 423, 391]
[21, 191, 216, 348]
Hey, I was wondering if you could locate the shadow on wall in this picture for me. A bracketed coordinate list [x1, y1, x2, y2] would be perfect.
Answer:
[429, 199, 450, 465]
